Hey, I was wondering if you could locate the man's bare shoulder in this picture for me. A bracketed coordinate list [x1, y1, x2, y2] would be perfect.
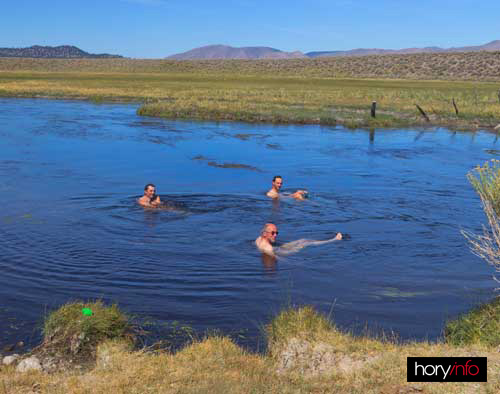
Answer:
[266, 190, 279, 198]
[138, 196, 150, 206]
[256, 237, 274, 255]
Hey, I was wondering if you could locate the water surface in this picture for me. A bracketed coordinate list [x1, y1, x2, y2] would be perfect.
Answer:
[0, 98, 497, 350]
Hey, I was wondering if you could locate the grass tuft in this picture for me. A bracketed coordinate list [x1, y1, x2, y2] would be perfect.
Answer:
[42, 300, 132, 363]
[467, 160, 500, 216]
[266, 306, 334, 346]
[444, 297, 500, 347]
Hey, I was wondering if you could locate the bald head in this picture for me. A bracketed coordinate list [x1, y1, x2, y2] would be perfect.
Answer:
[261, 223, 278, 243]
[260, 222, 274, 233]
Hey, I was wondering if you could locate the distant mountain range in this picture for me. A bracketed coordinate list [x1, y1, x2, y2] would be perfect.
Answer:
[168, 40, 500, 59]
[167, 45, 305, 60]
[0, 45, 122, 58]
[307, 40, 500, 57]
[2, 41, 500, 60]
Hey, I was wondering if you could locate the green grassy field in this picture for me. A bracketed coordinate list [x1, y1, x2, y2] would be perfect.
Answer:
[1, 54, 500, 128]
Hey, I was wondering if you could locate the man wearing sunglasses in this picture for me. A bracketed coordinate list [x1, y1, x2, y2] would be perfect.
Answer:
[266, 175, 308, 200]
[255, 223, 342, 257]
[255, 223, 279, 256]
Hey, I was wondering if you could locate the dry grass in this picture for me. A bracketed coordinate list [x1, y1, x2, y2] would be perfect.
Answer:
[462, 159, 500, 292]
[1, 307, 498, 393]
[2, 337, 498, 394]
[1, 52, 500, 80]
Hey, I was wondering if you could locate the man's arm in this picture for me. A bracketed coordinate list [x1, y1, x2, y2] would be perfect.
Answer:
[256, 237, 276, 256]
[151, 195, 161, 206]
[276, 233, 342, 255]
[138, 196, 150, 207]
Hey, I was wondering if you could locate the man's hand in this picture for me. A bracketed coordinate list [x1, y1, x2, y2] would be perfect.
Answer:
[291, 190, 308, 200]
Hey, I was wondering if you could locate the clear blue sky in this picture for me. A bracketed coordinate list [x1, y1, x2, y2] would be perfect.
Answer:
[2, 0, 499, 58]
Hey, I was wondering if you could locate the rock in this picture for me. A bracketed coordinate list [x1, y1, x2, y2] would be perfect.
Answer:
[495, 124, 500, 130]
[2, 344, 15, 352]
[2, 354, 20, 366]
[16, 341, 25, 349]
[275, 338, 379, 377]
[96, 340, 131, 370]
[276, 338, 338, 376]
[70, 332, 86, 354]
[96, 346, 112, 369]
[16, 356, 42, 372]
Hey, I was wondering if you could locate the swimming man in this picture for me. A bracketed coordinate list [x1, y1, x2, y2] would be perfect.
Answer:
[266, 176, 308, 200]
[255, 223, 342, 257]
[138, 183, 162, 208]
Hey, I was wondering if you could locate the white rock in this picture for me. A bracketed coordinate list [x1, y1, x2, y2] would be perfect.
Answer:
[275, 338, 379, 377]
[16, 356, 42, 372]
[495, 124, 500, 130]
[2, 354, 20, 366]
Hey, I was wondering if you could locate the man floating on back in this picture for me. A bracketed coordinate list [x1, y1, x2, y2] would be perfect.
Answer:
[255, 223, 342, 257]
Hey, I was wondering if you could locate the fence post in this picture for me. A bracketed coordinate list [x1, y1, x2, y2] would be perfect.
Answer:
[415, 104, 430, 122]
[452, 98, 459, 115]
[371, 101, 376, 118]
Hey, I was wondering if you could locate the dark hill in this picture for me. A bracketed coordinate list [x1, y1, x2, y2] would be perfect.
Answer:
[0, 45, 122, 58]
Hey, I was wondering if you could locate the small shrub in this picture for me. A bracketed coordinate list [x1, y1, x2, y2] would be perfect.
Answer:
[467, 159, 500, 216]
[463, 159, 500, 289]
[42, 300, 132, 362]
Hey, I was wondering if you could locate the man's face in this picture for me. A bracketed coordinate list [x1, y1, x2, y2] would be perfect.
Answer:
[145, 186, 156, 198]
[263, 225, 278, 243]
[272, 178, 283, 191]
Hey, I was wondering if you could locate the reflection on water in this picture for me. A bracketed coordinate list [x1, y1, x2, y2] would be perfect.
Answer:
[261, 254, 278, 272]
[0, 98, 497, 351]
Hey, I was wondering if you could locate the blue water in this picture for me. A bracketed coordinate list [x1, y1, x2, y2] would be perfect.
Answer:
[0, 98, 497, 350]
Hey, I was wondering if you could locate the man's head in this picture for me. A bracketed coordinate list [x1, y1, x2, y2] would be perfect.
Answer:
[271, 176, 283, 192]
[144, 183, 156, 199]
[261, 223, 278, 243]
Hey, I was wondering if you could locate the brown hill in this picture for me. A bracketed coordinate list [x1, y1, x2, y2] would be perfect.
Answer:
[306, 40, 500, 57]
[167, 45, 305, 60]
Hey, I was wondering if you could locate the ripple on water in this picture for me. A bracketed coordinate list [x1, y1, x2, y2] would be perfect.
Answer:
[0, 99, 497, 350]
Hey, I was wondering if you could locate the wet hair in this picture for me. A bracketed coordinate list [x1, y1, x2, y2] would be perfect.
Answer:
[144, 183, 156, 191]
[272, 175, 282, 182]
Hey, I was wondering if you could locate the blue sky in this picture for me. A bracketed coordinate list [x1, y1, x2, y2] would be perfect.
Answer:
[2, 0, 499, 58]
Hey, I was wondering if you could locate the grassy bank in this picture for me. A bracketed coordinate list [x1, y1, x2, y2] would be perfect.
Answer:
[445, 297, 500, 347]
[0, 69, 499, 128]
[1, 302, 498, 393]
